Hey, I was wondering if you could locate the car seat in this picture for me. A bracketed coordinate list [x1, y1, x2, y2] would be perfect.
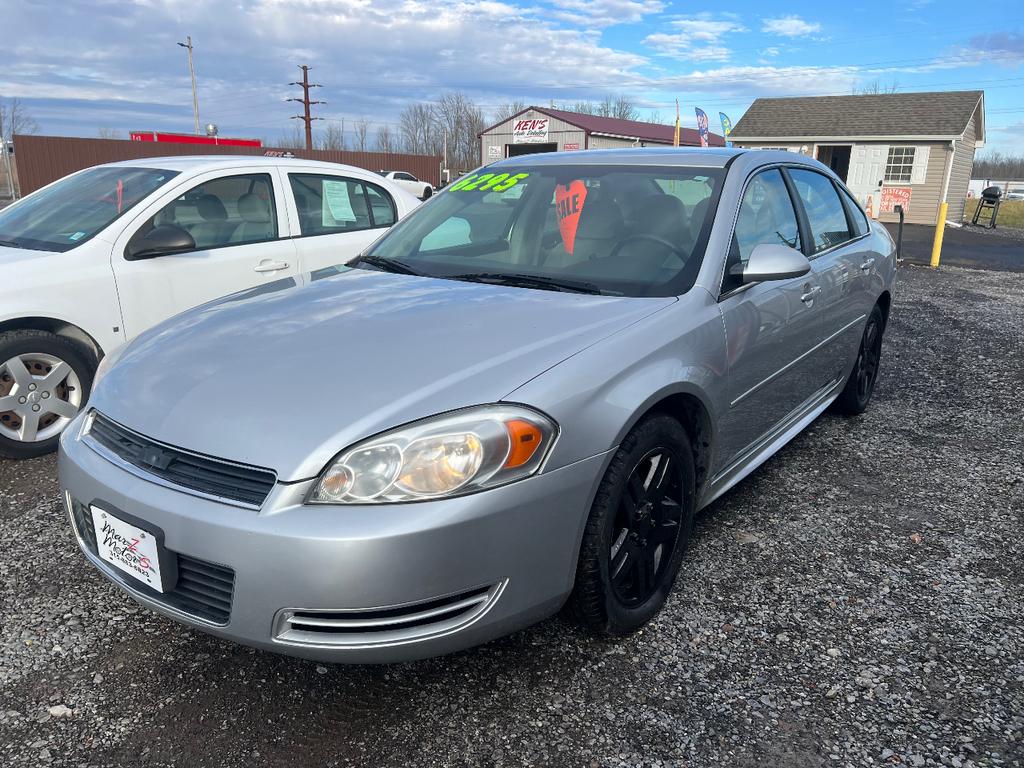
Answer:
[189, 194, 231, 248]
[231, 193, 274, 243]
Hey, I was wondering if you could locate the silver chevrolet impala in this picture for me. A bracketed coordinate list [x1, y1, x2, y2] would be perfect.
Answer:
[58, 148, 895, 663]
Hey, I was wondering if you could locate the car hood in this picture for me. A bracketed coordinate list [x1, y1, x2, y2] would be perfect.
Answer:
[90, 268, 674, 481]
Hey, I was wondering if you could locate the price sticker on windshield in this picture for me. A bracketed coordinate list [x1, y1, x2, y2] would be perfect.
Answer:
[449, 172, 529, 193]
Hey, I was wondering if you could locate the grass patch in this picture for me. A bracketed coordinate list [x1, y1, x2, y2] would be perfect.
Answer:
[963, 198, 1024, 229]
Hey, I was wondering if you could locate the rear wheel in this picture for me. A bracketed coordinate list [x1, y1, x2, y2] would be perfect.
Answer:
[833, 304, 884, 415]
[0, 330, 95, 459]
[568, 414, 695, 635]
[421, 186, 433, 200]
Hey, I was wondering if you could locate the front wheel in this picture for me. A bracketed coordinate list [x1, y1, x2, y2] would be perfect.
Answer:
[568, 414, 696, 636]
[833, 304, 884, 415]
[0, 330, 95, 459]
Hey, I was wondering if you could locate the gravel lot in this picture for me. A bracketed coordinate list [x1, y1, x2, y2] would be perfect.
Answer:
[1, 264, 1022, 768]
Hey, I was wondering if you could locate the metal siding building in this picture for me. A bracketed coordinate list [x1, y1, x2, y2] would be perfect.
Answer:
[729, 91, 985, 226]
[478, 106, 724, 166]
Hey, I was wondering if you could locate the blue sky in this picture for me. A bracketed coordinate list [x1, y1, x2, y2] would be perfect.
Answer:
[3, 0, 1022, 153]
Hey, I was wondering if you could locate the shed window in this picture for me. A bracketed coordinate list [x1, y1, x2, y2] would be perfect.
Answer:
[884, 147, 916, 183]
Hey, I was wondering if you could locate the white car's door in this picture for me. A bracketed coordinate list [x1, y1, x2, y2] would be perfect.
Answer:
[283, 170, 401, 272]
[111, 167, 298, 339]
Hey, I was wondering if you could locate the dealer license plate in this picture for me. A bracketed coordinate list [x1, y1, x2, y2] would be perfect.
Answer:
[90, 507, 164, 593]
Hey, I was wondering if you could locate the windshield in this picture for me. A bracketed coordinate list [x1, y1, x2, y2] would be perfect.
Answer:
[360, 164, 724, 297]
[0, 166, 178, 252]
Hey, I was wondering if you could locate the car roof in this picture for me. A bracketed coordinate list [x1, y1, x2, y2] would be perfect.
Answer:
[487, 147, 802, 169]
[96, 155, 379, 174]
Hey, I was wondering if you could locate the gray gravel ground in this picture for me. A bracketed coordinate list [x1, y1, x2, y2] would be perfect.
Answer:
[1, 264, 1022, 768]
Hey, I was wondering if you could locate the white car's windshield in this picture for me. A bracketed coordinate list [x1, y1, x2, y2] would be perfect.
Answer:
[360, 164, 723, 297]
[0, 166, 178, 252]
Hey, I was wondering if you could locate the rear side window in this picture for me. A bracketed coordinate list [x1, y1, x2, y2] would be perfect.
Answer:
[838, 186, 870, 237]
[723, 169, 801, 292]
[788, 168, 852, 254]
[288, 174, 396, 237]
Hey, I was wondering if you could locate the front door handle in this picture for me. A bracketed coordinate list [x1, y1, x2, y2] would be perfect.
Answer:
[800, 286, 821, 304]
[254, 261, 289, 273]
[860, 257, 876, 272]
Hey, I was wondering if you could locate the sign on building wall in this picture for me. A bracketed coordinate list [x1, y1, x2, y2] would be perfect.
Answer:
[487, 145, 501, 158]
[512, 118, 549, 144]
[564, 142, 580, 151]
[881, 186, 912, 215]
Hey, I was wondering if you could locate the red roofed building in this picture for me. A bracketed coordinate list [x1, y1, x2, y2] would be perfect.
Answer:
[478, 105, 725, 166]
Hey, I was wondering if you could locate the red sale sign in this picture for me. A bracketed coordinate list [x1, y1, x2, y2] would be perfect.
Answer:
[555, 180, 588, 255]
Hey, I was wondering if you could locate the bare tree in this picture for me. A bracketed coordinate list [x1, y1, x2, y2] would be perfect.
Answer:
[376, 124, 398, 154]
[320, 121, 346, 150]
[399, 103, 436, 156]
[561, 94, 638, 121]
[0, 97, 40, 140]
[854, 79, 899, 95]
[491, 100, 526, 124]
[973, 151, 1024, 180]
[433, 92, 485, 171]
[352, 117, 370, 152]
[97, 128, 122, 139]
[647, 110, 664, 125]
[278, 123, 306, 149]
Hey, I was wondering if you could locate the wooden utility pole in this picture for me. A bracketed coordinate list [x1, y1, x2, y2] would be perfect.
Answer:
[288, 65, 324, 151]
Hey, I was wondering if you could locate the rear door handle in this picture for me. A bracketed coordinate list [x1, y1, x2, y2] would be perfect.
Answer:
[254, 261, 289, 273]
[860, 257, 876, 272]
[800, 286, 821, 304]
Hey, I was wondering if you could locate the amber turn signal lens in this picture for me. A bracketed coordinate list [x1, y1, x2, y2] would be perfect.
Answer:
[504, 419, 544, 468]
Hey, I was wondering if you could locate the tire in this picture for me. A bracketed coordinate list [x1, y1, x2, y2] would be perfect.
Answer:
[0, 330, 95, 459]
[833, 304, 885, 416]
[567, 414, 696, 636]
[421, 187, 433, 200]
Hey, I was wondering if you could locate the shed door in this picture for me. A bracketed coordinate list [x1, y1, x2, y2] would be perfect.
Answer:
[847, 144, 888, 215]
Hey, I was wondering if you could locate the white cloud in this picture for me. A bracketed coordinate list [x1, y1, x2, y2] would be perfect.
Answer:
[643, 14, 745, 60]
[547, 0, 664, 27]
[761, 15, 821, 37]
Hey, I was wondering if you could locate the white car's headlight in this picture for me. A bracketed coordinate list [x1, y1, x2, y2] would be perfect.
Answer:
[308, 405, 557, 504]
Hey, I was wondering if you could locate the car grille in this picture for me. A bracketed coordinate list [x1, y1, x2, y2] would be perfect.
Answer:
[274, 582, 506, 648]
[86, 411, 276, 508]
[69, 496, 235, 625]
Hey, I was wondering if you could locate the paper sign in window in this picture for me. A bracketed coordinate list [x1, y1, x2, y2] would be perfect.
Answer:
[322, 180, 357, 225]
[555, 180, 588, 255]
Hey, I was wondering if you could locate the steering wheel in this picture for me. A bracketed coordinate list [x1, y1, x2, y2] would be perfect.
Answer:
[608, 233, 687, 265]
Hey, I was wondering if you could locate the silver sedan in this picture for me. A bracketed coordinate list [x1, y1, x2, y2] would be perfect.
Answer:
[58, 148, 896, 663]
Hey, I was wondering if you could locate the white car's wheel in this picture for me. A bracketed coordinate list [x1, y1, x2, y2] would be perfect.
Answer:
[421, 186, 433, 200]
[0, 330, 94, 459]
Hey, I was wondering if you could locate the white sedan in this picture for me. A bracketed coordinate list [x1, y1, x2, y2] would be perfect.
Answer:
[0, 156, 419, 458]
[379, 171, 433, 200]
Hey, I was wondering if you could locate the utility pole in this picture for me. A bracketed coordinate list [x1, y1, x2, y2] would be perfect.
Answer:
[288, 65, 324, 151]
[177, 36, 200, 135]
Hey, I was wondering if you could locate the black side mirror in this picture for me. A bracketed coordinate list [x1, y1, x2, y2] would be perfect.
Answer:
[126, 225, 195, 261]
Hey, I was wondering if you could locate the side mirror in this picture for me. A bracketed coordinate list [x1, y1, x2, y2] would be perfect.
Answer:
[740, 243, 811, 283]
[126, 225, 195, 261]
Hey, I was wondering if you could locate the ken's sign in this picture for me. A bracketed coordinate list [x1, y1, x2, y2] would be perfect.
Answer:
[513, 118, 549, 144]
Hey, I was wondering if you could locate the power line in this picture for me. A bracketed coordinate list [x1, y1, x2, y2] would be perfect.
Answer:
[287, 65, 324, 151]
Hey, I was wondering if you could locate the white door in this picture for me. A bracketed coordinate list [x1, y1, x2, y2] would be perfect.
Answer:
[847, 144, 889, 217]
[283, 171, 399, 272]
[111, 168, 299, 339]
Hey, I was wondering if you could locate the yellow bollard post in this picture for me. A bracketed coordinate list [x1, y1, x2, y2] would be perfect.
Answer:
[930, 201, 948, 268]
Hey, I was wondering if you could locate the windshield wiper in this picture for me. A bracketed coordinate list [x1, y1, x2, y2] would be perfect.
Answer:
[350, 254, 422, 275]
[450, 272, 603, 295]
[0, 239, 24, 249]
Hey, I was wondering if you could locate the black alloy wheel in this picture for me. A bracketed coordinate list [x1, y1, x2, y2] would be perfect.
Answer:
[834, 303, 885, 415]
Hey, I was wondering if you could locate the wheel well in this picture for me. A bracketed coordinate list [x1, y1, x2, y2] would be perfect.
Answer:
[642, 393, 713, 496]
[877, 291, 892, 330]
[0, 317, 103, 364]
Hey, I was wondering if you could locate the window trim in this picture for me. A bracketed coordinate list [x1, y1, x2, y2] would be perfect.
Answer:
[783, 166, 863, 259]
[286, 173, 397, 239]
[123, 171, 280, 260]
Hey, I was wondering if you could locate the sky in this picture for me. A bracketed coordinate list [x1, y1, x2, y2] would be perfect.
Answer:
[3, 0, 1023, 154]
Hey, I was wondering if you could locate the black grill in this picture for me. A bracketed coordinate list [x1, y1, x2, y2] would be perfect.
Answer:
[70, 497, 235, 625]
[87, 412, 276, 507]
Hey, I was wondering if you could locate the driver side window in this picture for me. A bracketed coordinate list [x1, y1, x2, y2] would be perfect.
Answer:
[131, 173, 278, 254]
[723, 169, 801, 293]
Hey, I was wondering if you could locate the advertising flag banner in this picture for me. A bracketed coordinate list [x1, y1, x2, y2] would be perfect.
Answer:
[674, 99, 681, 147]
[719, 113, 733, 148]
[695, 108, 710, 148]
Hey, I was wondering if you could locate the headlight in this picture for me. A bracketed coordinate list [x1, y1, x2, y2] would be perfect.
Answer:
[308, 405, 557, 504]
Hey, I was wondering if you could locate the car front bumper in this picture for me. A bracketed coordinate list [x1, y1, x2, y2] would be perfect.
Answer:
[58, 424, 609, 663]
